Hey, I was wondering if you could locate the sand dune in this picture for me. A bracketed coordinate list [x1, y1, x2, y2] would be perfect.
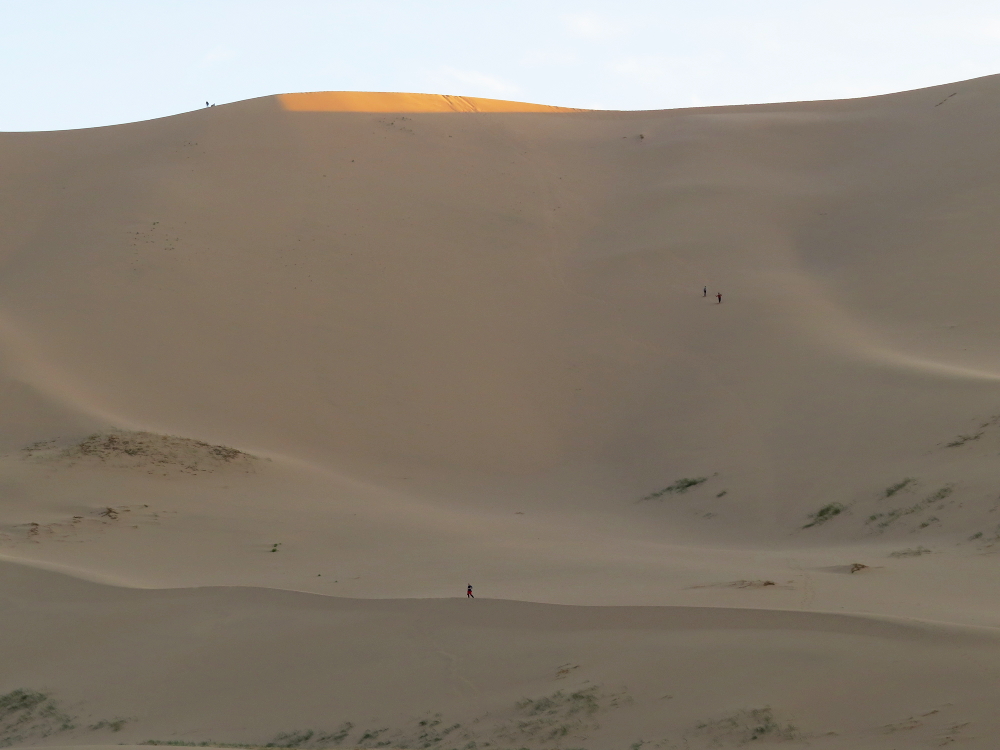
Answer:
[3, 560, 1000, 749]
[4, 78, 1000, 746]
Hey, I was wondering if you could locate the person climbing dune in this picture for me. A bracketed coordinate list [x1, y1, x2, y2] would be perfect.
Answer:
[467, 584, 474, 598]
[717, 292, 722, 303]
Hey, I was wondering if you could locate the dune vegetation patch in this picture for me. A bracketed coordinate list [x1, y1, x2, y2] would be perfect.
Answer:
[142, 743, 267, 749]
[0, 689, 74, 747]
[0, 689, 128, 747]
[0, 502, 169, 549]
[21, 431, 256, 475]
[867, 485, 954, 533]
[802, 502, 845, 529]
[686, 706, 798, 746]
[640, 477, 708, 501]
[884, 478, 916, 498]
[142, 685, 634, 749]
[943, 414, 1000, 448]
[946, 433, 982, 447]
[497, 685, 608, 744]
[965, 522, 1000, 549]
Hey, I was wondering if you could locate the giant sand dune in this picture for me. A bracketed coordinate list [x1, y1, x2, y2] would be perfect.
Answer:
[2, 80, 1000, 747]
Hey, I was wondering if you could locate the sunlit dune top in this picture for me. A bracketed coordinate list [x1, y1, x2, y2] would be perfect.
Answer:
[277, 91, 586, 113]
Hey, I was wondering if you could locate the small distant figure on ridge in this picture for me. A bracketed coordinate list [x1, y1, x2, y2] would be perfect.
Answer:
[717, 292, 722, 304]
[467, 584, 474, 598]
[703, 286, 707, 297]
[206, 101, 209, 107]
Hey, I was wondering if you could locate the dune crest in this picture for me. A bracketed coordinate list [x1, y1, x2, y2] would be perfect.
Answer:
[277, 90, 585, 112]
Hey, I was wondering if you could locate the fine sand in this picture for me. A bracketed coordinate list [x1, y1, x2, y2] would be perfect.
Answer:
[2, 80, 1000, 747]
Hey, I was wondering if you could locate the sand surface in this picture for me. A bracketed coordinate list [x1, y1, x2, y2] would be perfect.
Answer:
[2, 81, 1000, 747]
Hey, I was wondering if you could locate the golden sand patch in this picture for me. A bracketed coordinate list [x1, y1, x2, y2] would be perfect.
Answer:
[277, 91, 585, 113]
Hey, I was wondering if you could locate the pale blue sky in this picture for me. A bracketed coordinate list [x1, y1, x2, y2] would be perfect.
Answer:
[3, 1, 1000, 131]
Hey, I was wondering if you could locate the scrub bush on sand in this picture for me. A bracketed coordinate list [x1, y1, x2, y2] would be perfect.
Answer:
[803, 503, 845, 529]
[641, 477, 708, 501]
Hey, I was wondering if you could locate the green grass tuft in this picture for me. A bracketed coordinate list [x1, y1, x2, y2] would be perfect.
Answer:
[803, 503, 845, 529]
[884, 478, 915, 498]
[947, 432, 983, 447]
[641, 477, 708, 501]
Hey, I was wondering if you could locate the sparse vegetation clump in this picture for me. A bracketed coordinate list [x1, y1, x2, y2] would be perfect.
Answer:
[0, 689, 74, 747]
[641, 477, 708, 501]
[413, 715, 461, 747]
[90, 718, 128, 732]
[803, 502, 845, 529]
[314, 723, 352, 746]
[267, 730, 314, 747]
[355, 727, 388, 745]
[498, 686, 614, 745]
[316, 721, 354, 745]
[144, 724, 356, 750]
[143, 685, 635, 750]
[928, 486, 954, 503]
[889, 546, 932, 557]
[947, 432, 983, 447]
[884, 478, 915, 498]
[0, 688, 127, 747]
[22, 430, 255, 475]
[868, 485, 954, 532]
[142, 743, 260, 749]
[688, 706, 797, 745]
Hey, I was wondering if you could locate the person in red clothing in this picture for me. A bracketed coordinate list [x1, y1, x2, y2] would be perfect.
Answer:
[717, 292, 722, 303]
[467, 584, 474, 598]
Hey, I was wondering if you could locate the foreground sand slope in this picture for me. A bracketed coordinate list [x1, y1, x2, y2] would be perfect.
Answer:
[2, 561, 999, 749]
